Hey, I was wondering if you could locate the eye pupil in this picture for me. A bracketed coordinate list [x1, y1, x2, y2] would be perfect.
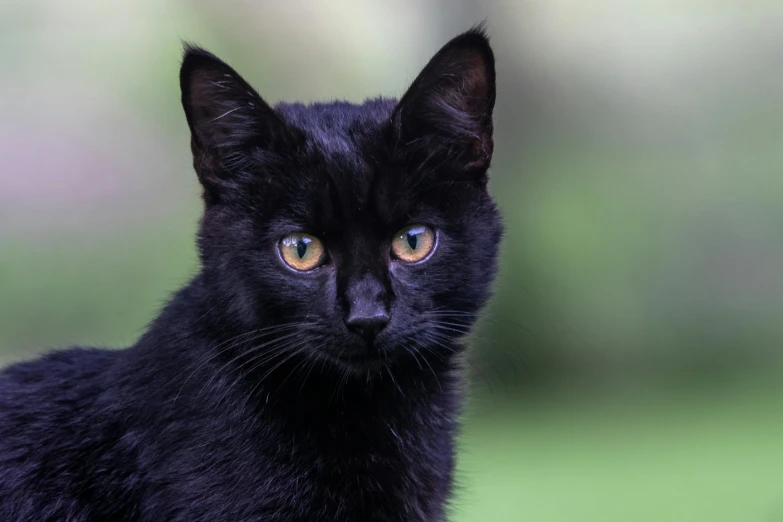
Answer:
[296, 240, 308, 259]
[406, 233, 418, 250]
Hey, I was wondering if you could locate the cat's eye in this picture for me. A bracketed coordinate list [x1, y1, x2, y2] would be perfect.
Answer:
[279, 233, 326, 271]
[391, 225, 436, 263]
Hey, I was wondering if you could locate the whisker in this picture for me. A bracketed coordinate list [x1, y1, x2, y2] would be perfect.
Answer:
[409, 338, 442, 392]
[198, 328, 310, 399]
[175, 321, 308, 401]
[241, 343, 309, 411]
[215, 336, 308, 408]
[384, 365, 405, 398]
[297, 350, 322, 397]
[427, 318, 530, 389]
[275, 341, 327, 393]
[419, 335, 495, 394]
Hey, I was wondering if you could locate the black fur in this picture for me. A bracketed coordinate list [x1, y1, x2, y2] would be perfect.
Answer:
[0, 27, 502, 522]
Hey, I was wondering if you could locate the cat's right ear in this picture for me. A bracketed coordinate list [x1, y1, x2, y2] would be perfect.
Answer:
[180, 45, 293, 203]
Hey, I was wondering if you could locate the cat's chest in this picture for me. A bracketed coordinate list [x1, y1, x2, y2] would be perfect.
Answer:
[287, 421, 454, 521]
[276, 423, 452, 520]
[159, 404, 456, 522]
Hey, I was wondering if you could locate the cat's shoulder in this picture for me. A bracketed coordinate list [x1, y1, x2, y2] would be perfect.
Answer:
[1, 346, 117, 383]
[0, 347, 118, 413]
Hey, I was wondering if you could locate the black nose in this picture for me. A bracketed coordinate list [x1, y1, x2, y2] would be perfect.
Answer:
[343, 273, 390, 341]
[345, 310, 390, 341]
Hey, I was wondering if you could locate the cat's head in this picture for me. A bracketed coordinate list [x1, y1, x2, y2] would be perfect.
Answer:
[180, 28, 502, 374]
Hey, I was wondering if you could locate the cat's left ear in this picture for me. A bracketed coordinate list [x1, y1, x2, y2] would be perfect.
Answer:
[391, 26, 496, 177]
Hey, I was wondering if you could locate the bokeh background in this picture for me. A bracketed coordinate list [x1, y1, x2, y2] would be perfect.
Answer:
[2, 1, 783, 520]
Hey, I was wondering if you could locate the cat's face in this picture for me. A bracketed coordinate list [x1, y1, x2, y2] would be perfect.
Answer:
[180, 29, 502, 373]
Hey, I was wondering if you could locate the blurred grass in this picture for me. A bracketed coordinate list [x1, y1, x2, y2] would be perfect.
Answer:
[0, 224, 198, 364]
[455, 379, 783, 521]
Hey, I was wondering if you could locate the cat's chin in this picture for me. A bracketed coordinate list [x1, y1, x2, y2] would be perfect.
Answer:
[318, 345, 403, 375]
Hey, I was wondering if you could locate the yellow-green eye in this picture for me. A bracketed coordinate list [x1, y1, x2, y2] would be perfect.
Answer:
[279, 233, 326, 271]
[391, 225, 436, 263]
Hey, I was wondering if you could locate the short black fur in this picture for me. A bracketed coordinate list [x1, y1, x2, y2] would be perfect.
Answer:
[0, 26, 502, 522]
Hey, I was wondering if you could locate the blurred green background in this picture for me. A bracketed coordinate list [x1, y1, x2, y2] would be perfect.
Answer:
[2, 1, 783, 520]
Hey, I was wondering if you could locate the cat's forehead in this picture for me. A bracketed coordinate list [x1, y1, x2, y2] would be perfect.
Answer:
[272, 99, 405, 227]
[275, 98, 395, 156]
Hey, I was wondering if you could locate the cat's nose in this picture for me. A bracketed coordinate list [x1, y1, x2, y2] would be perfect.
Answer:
[345, 309, 390, 341]
[343, 273, 390, 341]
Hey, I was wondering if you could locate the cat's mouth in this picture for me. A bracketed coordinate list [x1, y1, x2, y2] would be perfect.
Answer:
[323, 342, 399, 371]
[343, 351, 393, 366]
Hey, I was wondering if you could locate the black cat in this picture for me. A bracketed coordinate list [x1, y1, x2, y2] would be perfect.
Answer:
[0, 26, 502, 522]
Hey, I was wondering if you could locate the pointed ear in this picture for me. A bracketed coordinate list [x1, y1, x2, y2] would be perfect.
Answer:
[180, 45, 293, 202]
[391, 27, 496, 176]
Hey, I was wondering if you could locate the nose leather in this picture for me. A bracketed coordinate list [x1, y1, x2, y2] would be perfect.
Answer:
[344, 274, 389, 340]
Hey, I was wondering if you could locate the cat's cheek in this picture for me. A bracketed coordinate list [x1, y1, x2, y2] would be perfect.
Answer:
[387, 260, 417, 288]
